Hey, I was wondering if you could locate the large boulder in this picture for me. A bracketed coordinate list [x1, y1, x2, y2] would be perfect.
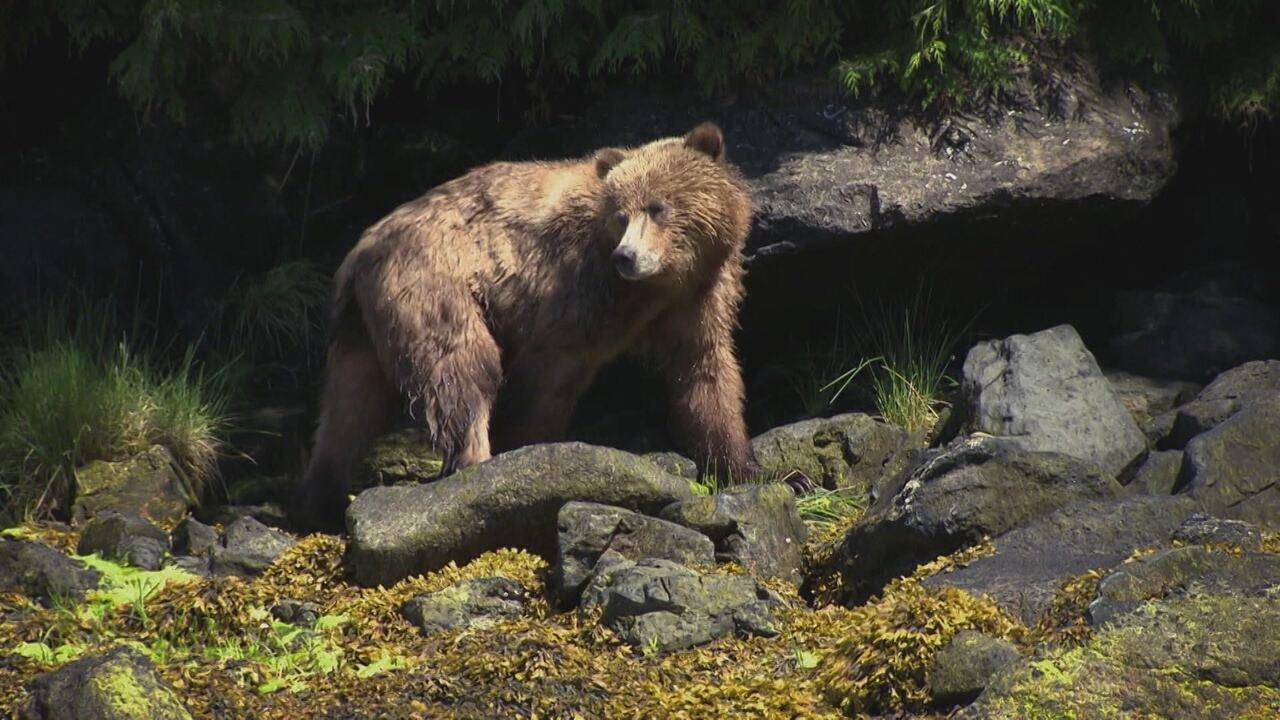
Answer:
[1165, 360, 1280, 448]
[580, 557, 778, 653]
[959, 325, 1147, 479]
[346, 443, 694, 587]
[400, 577, 531, 636]
[72, 446, 194, 525]
[835, 436, 1120, 603]
[554, 502, 715, 608]
[0, 539, 101, 606]
[1178, 391, 1280, 525]
[924, 495, 1197, 624]
[751, 413, 913, 494]
[23, 646, 192, 720]
[660, 484, 808, 586]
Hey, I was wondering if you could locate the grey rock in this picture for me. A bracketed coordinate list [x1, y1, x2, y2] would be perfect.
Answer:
[1166, 360, 1280, 448]
[1172, 513, 1263, 551]
[661, 483, 808, 586]
[1105, 369, 1200, 438]
[928, 631, 1021, 707]
[71, 445, 194, 525]
[0, 539, 100, 606]
[75, 511, 170, 568]
[22, 646, 191, 720]
[555, 502, 715, 608]
[209, 516, 296, 577]
[924, 495, 1197, 624]
[1088, 545, 1280, 627]
[1178, 391, 1280, 525]
[580, 558, 778, 653]
[961, 325, 1147, 479]
[1124, 450, 1183, 496]
[401, 577, 530, 636]
[1109, 291, 1280, 383]
[166, 555, 210, 576]
[836, 435, 1120, 603]
[641, 452, 699, 480]
[170, 518, 218, 557]
[346, 443, 694, 587]
[271, 599, 322, 626]
[751, 413, 913, 494]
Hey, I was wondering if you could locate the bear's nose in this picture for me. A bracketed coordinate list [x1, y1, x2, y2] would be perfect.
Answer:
[612, 246, 638, 278]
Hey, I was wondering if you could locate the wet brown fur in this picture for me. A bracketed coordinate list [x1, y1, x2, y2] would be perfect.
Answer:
[296, 123, 758, 529]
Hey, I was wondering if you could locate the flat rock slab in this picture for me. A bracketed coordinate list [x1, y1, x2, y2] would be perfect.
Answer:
[661, 484, 808, 586]
[346, 443, 694, 587]
[0, 539, 101, 606]
[924, 495, 1197, 625]
[837, 435, 1120, 603]
[23, 646, 191, 720]
[751, 413, 913, 494]
[580, 557, 778, 653]
[960, 325, 1147, 479]
[401, 577, 531, 636]
[555, 502, 714, 608]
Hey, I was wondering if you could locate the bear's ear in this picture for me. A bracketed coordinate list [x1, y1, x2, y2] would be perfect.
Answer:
[683, 122, 725, 162]
[594, 147, 627, 179]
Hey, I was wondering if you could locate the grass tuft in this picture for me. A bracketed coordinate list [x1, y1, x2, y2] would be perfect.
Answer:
[219, 260, 328, 361]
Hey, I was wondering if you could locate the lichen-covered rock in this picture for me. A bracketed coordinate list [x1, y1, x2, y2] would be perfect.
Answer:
[346, 443, 694, 587]
[837, 436, 1120, 603]
[76, 511, 170, 570]
[1179, 391, 1280, 525]
[1166, 359, 1280, 447]
[72, 445, 194, 525]
[555, 502, 714, 607]
[923, 495, 1197, 625]
[1172, 513, 1263, 550]
[660, 483, 807, 586]
[751, 413, 912, 494]
[640, 451, 699, 480]
[209, 516, 296, 577]
[960, 325, 1147, 479]
[1124, 449, 1183, 496]
[964, 594, 1280, 718]
[0, 539, 100, 606]
[23, 646, 191, 720]
[927, 631, 1020, 707]
[355, 429, 444, 492]
[1088, 545, 1280, 626]
[401, 577, 531, 636]
[580, 558, 777, 653]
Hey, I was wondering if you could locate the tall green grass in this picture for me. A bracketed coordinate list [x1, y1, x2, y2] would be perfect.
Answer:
[219, 260, 328, 361]
[0, 303, 233, 521]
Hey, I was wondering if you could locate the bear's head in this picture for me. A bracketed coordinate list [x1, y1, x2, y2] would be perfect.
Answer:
[596, 123, 751, 283]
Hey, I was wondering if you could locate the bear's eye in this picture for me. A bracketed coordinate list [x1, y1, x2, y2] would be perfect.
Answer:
[646, 201, 668, 220]
[615, 210, 629, 226]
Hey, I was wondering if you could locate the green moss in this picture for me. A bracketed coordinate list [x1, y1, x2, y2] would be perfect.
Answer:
[89, 660, 190, 719]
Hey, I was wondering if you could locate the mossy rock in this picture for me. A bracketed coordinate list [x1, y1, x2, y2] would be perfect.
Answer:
[355, 429, 444, 492]
[73, 446, 194, 525]
[23, 647, 191, 720]
[965, 594, 1280, 719]
[751, 413, 913, 494]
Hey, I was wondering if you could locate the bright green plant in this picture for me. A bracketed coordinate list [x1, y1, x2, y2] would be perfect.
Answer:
[795, 487, 867, 527]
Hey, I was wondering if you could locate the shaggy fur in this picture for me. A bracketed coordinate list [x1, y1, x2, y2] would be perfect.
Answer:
[296, 123, 758, 530]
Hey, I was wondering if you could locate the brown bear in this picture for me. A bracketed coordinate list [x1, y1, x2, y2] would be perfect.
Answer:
[295, 122, 759, 530]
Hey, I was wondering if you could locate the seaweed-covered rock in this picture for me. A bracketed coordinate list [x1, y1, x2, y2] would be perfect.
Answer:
[76, 511, 170, 570]
[401, 577, 531, 636]
[661, 483, 807, 586]
[71, 445, 193, 525]
[555, 502, 714, 607]
[960, 325, 1147, 478]
[1172, 513, 1263, 550]
[23, 646, 191, 720]
[1166, 359, 1280, 448]
[0, 539, 101, 606]
[837, 436, 1120, 603]
[346, 443, 694, 587]
[355, 429, 444, 492]
[965, 594, 1280, 718]
[580, 558, 778, 653]
[1178, 391, 1280, 525]
[1124, 449, 1183, 496]
[927, 631, 1020, 707]
[1088, 544, 1280, 626]
[209, 517, 296, 577]
[751, 413, 912, 494]
[924, 496, 1197, 624]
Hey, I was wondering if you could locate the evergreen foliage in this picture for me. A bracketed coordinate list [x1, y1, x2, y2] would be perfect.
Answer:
[3, 1, 1277, 147]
